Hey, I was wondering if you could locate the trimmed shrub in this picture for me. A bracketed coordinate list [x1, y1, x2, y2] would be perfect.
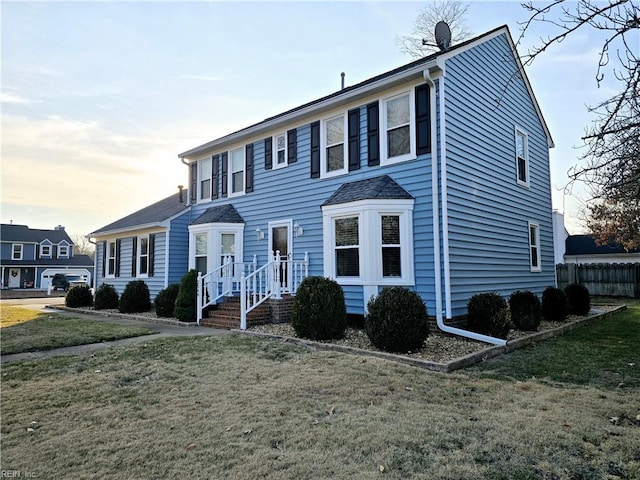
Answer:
[565, 283, 591, 315]
[94, 283, 119, 310]
[542, 286, 569, 321]
[365, 287, 429, 353]
[467, 292, 511, 339]
[174, 269, 198, 323]
[119, 280, 151, 313]
[155, 283, 180, 318]
[65, 285, 93, 308]
[291, 276, 347, 340]
[509, 290, 541, 331]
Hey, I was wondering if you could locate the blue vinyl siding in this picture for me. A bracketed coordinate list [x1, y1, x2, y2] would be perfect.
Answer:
[443, 33, 555, 316]
[168, 214, 190, 285]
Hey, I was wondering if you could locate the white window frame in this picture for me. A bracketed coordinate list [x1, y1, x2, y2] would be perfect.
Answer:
[380, 89, 416, 166]
[106, 241, 116, 278]
[332, 214, 362, 280]
[58, 243, 70, 258]
[188, 223, 245, 276]
[528, 221, 541, 272]
[12, 244, 23, 260]
[515, 127, 529, 187]
[320, 112, 348, 179]
[228, 147, 246, 197]
[273, 133, 288, 170]
[199, 157, 212, 201]
[137, 235, 150, 278]
[322, 199, 414, 286]
[40, 242, 52, 258]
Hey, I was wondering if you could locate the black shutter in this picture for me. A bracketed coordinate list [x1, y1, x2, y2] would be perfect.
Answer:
[131, 237, 137, 277]
[367, 101, 380, 166]
[190, 163, 197, 203]
[115, 239, 121, 277]
[149, 234, 155, 277]
[221, 152, 228, 197]
[264, 137, 272, 170]
[310, 121, 320, 178]
[101, 241, 106, 277]
[287, 128, 297, 164]
[348, 108, 361, 171]
[212, 154, 219, 199]
[245, 143, 254, 192]
[415, 84, 431, 154]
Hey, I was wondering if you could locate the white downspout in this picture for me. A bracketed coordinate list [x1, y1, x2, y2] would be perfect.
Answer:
[424, 62, 506, 346]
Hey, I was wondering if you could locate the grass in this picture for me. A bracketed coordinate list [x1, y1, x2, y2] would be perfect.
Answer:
[0, 306, 155, 355]
[471, 300, 640, 389]
[1, 302, 639, 479]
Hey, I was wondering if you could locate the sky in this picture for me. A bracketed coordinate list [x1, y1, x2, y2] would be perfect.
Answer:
[1, 1, 627, 239]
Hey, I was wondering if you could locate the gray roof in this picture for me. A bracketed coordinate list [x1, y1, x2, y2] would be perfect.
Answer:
[191, 204, 244, 225]
[0, 255, 94, 268]
[1, 224, 73, 244]
[322, 175, 413, 207]
[90, 192, 190, 236]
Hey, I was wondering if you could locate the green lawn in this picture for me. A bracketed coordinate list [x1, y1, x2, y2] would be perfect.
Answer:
[0, 306, 155, 355]
[1, 302, 639, 479]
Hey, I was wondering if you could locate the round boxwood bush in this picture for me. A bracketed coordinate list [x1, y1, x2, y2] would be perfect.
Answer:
[467, 292, 511, 339]
[94, 283, 119, 310]
[291, 276, 347, 340]
[365, 287, 429, 353]
[119, 280, 151, 313]
[509, 290, 542, 331]
[542, 286, 569, 321]
[65, 285, 93, 308]
[565, 283, 591, 316]
[155, 283, 180, 318]
[174, 269, 198, 323]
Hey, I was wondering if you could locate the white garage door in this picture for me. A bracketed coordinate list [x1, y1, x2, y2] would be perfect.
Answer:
[41, 269, 91, 289]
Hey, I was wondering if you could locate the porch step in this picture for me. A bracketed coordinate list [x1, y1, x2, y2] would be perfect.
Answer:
[201, 297, 271, 330]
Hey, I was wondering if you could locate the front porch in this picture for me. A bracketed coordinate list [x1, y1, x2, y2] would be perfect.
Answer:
[197, 251, 309, 329]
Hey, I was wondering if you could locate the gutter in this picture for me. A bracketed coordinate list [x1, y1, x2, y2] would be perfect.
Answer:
[424, 61, 506, 347]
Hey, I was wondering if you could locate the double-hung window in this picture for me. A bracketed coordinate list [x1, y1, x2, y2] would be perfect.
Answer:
[275, 133, 287, 168]
[334, 216, 360, 277]
[516, 129, 529, 186]
[107, 241, 116, 277]
[138, 236, 149, 276]
[381, 90, 415, 165]
[58, 245, 69, 258]
[528, 222, 541, 272]
[200, 158, 212, 200]
[12, 244, 23, 260]
[322, 114, 347, 177]
[229, 147, 245, 195]
[381, 215, 401, 277]
[40, 244, 51, 258]
[194, 233, 208, 274]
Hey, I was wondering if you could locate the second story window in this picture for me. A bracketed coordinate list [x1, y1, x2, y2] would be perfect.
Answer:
[58, 245, 69, 258]
[230, 147, 245, 195]
[200, 158, 212, 200]
[40, 244, 51, 257]
[12, 244, 23, 260]
[381, 90, 415, 165]
[516, 129, 529, 186]
[275, 134, 287, 168]
[322, 114, 347, 177]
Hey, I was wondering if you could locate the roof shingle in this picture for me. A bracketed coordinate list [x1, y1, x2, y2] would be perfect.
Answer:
[322, 175, 413, 207]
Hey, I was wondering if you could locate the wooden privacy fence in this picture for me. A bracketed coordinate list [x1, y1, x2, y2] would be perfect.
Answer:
[556, 263, 640, 298]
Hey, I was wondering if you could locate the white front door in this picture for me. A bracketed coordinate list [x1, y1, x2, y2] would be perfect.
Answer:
[268, 220, 293, 292]
[8, 268, 21, 288]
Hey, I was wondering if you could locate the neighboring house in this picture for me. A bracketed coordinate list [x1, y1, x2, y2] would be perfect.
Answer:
[0, 224, 94, 289]
[564, 235, 640, 264]
[88, 191, 190, 295]
[90, 25, 556, 338]
[552, 211, 569, 265]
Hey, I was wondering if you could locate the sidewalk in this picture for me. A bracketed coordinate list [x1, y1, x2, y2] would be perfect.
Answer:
[1, 305, 229, 365]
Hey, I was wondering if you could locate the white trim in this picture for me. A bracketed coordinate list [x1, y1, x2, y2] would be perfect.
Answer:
[39, 242, 52, 258]
[267, 219, 294, 258]
[515, 127, 530, 187]
[199, 157, 213, 200]
[438, 69, 452, 320]
[188, 222, 245, 273]
[106, 240, 116, 278]
[380, 88, 416, 166]
[57, 244, 70, 259]
[136, 235, 150, 278]
[12, 244, 23, 261]
[320, 112, 348, 179]
[273, 133, 288, 170]
[528, 221, 542, 272]
[228, 146, 246, 197]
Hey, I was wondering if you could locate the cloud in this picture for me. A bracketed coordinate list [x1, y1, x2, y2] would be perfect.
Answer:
[0, 92, 36, 105]
[179, 74, 223, 82]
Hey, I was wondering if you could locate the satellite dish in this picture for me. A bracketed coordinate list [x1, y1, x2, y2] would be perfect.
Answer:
[434, 21, 452, 51]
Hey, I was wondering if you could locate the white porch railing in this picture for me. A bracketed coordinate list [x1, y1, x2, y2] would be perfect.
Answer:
[196, 251, 309, 328]
[196, 255, 257, 325]
[240, 251, 309, 330]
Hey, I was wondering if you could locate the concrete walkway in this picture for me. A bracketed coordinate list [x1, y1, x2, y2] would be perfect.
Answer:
[1, 303, 229, 365]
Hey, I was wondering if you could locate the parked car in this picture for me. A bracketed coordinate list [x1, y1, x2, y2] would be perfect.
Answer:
[51, 274, 87, 291]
